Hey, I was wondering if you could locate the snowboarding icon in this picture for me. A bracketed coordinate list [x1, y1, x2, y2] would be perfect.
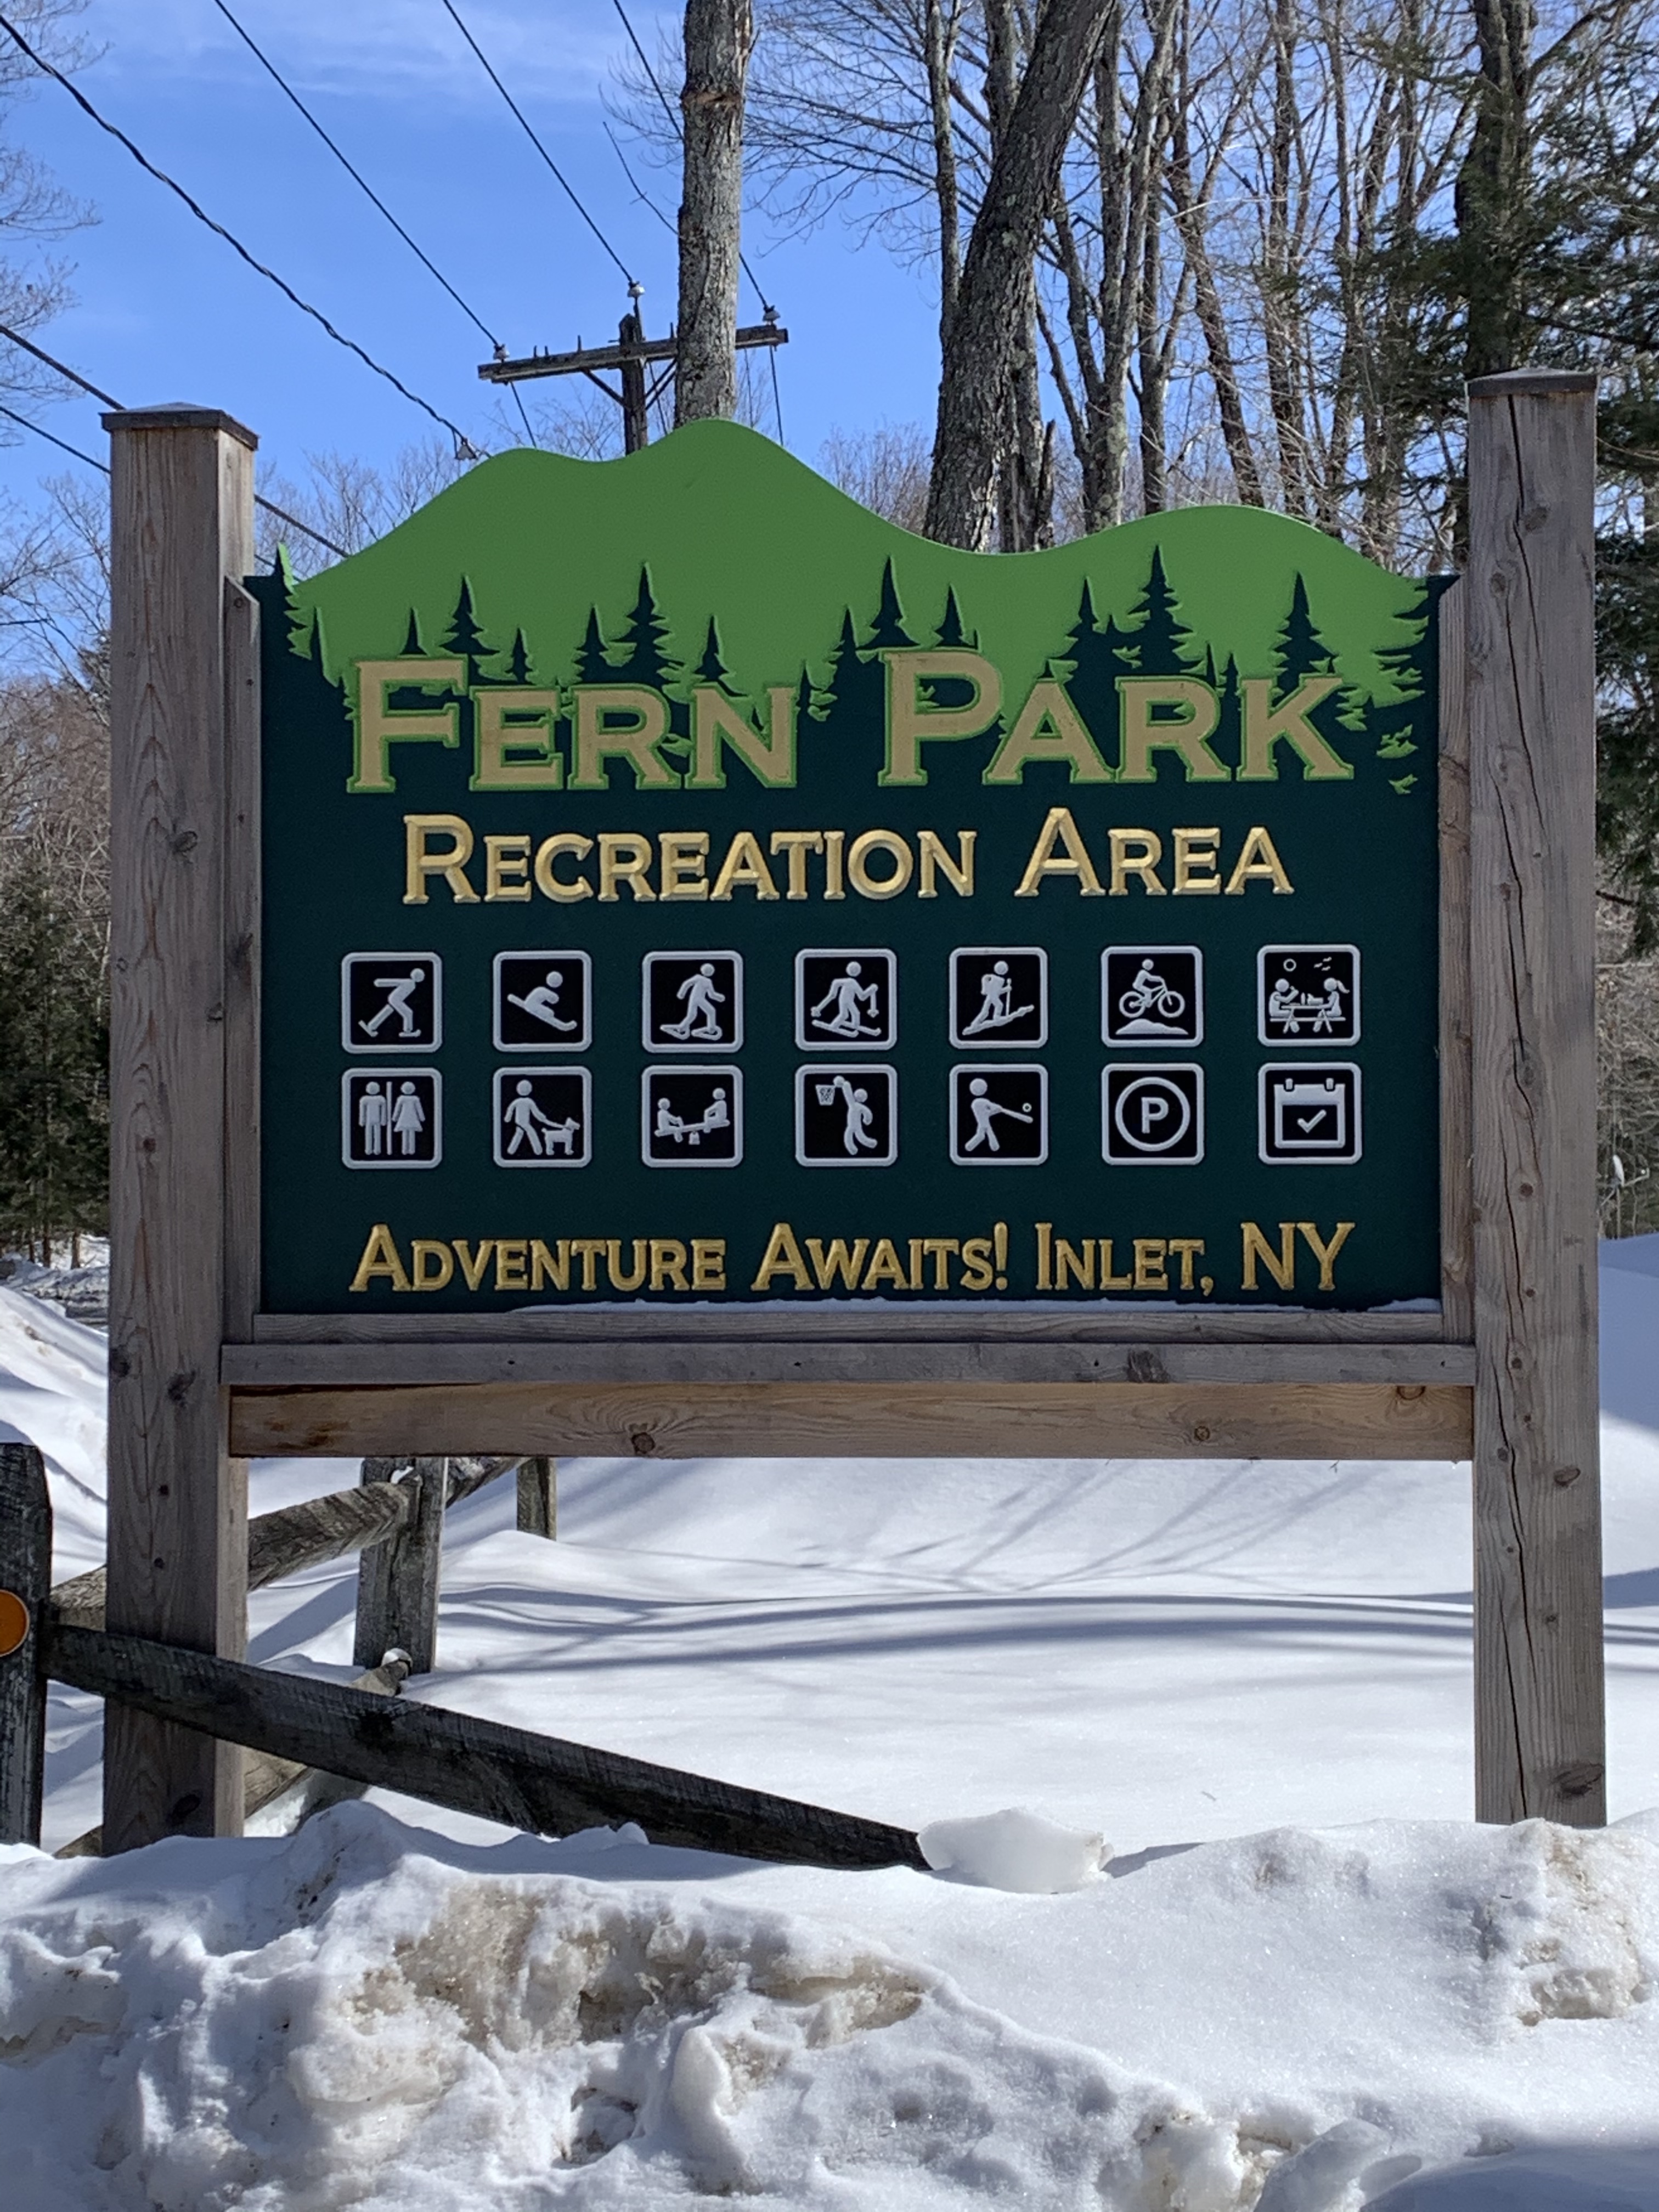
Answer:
[341, 953, 441, 1053]
[492, 1068, 591, 1167]
[495, 951, 590, 1052]
[1102, 947, 1204, 1046]
[342, 1069, 441, 1168]
[949, 1065, 1048, 1165]
[643, 953, 744, 1052]
[641, 1067, 743, 1165]
[949, 949, 1047, 1049]
[794, 950, 897, 1051]
[796, 1065, 898, 1166]
[1257, 946, 1361, 1045]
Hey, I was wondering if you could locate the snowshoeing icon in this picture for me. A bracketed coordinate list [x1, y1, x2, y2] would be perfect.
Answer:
[796, 1065, 898, 1166]
[1102, 947, 1204, 1046]
[949, 949, 1047, 1049]
[341, 953, 441, 1053]
[1257, 946, 1361, 1045]
[494, 952, 591, 1051]
[493, 1068, 591, 1167]
[795, 950, 897, 1051]
[341, 1069, 441, 1168]
[641, 1067, 743, 1166]
[644, 953, 743, 1052]
[950, 1065, 1048, 1165]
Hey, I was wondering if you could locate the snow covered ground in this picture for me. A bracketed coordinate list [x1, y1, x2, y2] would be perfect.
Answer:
[2, 1252, 1658, 2207]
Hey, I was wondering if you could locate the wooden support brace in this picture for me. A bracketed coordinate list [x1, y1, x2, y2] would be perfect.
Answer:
[0, 1444, 51, 1847]
[354, 1458, 446, 1674]
[517, 1457, 557, 1539]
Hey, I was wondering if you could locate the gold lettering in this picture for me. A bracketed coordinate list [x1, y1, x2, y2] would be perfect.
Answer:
[1035, 1220, 1053, 1290]
[485, 833, 532, 901]
[1238, 676, 1351, 780]
[1172, 827, 1221, 895]
[848, 828, 912, 900]
[1168, 1237, 1204, 1290]
[921, 1237, 960, 1289]
[710, 829, 780, 900]
[451, 1239, 494, 1291]
[650, 1238, 690, 1291]
[597, 832, 656, 902]
[1296, 1220, 1355, 1291]
[960, 1236, 995, 1290]
[1224, 825, 1294, 895]
[535, 831, 593, 901]
[1133, 1238, 1169, 1291]
[1015, 807, 1105, 897]
[472, 689, 561, 789]
[917, 828, 976, 898]
[531, 1238, 569, 1290]
[881, 648, 1002, 786]
[571, 685, 679, 789]
[984, 678, 1113, 783]
[807, 1237, 870, 1290]
[691, 1238, 726, 1290]
[410, 1238, 453, 1291]
[861, 1236, 907, 1289]
[571, 1238, 606, 1291]
[1099, 1239, 1133, 1289]
[404, 812, 478, 904]
[690, 685, 797, 787]
[494, 1239, 528, 1291]
[1242, 1221, 1297, 1292]
[1118, 678, 1228, 782]
[658, 831, 710, 900]
[1054, 1237, 1094, 1290]
[349, 1222, 410, 1293]
[753, 1220, 811, 1290]
[770, 829, 823, 899]
[1109, 828, 1166, 895]
[823, 828, 846, 900]
[607, 1238, 648, 1292]
[351, 657, 465, 792]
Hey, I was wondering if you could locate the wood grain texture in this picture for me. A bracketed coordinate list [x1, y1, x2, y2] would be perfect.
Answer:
[104, 408, 257, 1850]
[45, 1623, 929, 1871]
[250, 1306, 1448, 1346]
[353, 1458, 445, 1673]
[230, 1380, 1472, 1460]
[222, 579, 261, 1340]
[0, 1446, 51, 1847]
[222, 1341, 1474, 1389]
[1466, 370, 1605, 1826]
[517, 1458, 557, 1538]
[1437, 578, 1474, 1342]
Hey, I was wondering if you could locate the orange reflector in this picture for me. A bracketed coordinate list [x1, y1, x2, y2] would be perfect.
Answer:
[0, 1588, 29, 1658]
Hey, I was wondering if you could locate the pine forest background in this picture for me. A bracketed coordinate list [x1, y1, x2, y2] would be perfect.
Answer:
[0, 0, 1656, 1249]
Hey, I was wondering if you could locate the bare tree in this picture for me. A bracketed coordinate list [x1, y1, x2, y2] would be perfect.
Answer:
[677, 0, 757, 423]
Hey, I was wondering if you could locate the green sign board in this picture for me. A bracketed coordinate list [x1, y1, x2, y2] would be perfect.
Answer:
[254, 421, 1441, 1316]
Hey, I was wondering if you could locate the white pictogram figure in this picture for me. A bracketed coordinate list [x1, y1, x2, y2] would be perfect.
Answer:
[508, 969, 578, 1033]
[362, 968, 426, 1039]
[656, 1085, 730, 1148]
[664, 962, 726, 1041]
[812, 961, 882, 1039]
[357, 1080, 389, 1156]
[963, 1075, 1032, 1153]
[391, 1080, 426, 1156]
[825, 1073, 878, 1155]
[1118, 958, 1186, 1024]
[962, 959, 1034, 1037]
[503, 1078, 558, 1156]
[1266, 959, 1348, 1036]
[1309, 975, 1349, 1034]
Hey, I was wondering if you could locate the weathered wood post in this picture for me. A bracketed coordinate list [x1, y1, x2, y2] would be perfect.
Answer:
[354, 1458, 446, 1674]
[517, 1457, 557, 1539]
[1466, 369, 1605, 1825]
[0, 1444, 51, 1847]
[103, 405, 257, 1849]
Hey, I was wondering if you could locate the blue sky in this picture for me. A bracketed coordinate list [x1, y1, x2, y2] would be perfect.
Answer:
[0, 0, 941, 509]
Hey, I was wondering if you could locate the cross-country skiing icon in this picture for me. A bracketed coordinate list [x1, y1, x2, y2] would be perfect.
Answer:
[1102, 1063, 1204, 1165]
[341, 1069, 441, 1169]
[643, 952, 743, 1052]
[796, 1065, 898, 1166]
[1259, 1063, 1362, 1163]
[949, 948, 1047, 1049]
[795, 949, 898, 1050]
[494, 951, 591, 1051]
[1102, 946, 1204, 1046]
[641, 1067, 743, 1166]
[950, 1065, 1047, 1165]
[341, 952, 441, 1053]
[1257, 946, 1361, 1045]
[492, 1067, 591, 1167]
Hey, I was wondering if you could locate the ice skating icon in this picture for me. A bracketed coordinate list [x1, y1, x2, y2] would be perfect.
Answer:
[949, 949, 1047, 1049]
[644, 953, 743, 1052]
[1257, 946, 1361, 1046]
[642, 1067, 743, 1166]
[492, 1068, 590, 1167]
[494, 952, 590, 1052]
[341, 952, 441, 1053]
[1102, 947, 1203, 1046]
[342, 1069, 441, 1168]
[794, 950, 896, 1051]
[950, 1065, 1047, 1165]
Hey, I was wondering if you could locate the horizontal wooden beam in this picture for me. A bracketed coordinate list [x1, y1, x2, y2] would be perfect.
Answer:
[251, 1306, 1453, 1346]
[478, 322, 788, 383]
[45, 1623, 926, 1871]
[223, 1341, 1475, 1390]
[229, 1380, 1474, 1461]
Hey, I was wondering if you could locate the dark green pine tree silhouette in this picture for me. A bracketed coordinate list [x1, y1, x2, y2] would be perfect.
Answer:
[610, 567, 682, 692]
[936, 585, 972, 647]
[250, 557, 355, 791]
[696, 616, 730, 686]
[1214, 652, 1243, 763]
[505, 627, 533, 685]
[443, 578, 496, 685]
[1274, 574, 1335, 687]
[810, 609, 860, 721]
[575, 607, 612, 685]
[1054, 579, 1138, 739]
[861, 558, 913, 650]
[1124, 547, 1199, 676]
[400, 608, 424, 656]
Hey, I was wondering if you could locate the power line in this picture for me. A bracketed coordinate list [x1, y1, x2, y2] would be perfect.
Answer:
[438, 0, 640, 292]
[0, 398, 108, 473]
[0, 10, 485, 457]
[0, 320, 351, 558]
[206, 0, 538, 452]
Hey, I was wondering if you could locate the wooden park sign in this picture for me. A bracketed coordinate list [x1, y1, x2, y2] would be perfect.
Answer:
[88, 376, 1601, 1851]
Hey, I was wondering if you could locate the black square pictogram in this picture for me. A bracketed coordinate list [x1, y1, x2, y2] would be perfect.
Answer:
[796, 1065, 898, 1166]
[342, 1069, 441, 1167]
[1103, 946, 1203, 1046]
[643, 952, 743, 1051]
[1102, 1063, 1204, 1165]
[950, 1065, 1047, 1164]
[949, 949, 1047, 1049]
[341, 953, 441, 1052]
[494, 952, 590, 1051]
[795, 950, 897, 1051]
[1257, 945, 1361, 1045]
[493, 1068, 591, 1167]
[642, 1067, 742, 1166]
[1259, 1063, 1362, 1164]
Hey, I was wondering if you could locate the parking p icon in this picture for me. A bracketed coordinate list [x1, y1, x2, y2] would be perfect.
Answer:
[1102, 1063, 1205, 1166]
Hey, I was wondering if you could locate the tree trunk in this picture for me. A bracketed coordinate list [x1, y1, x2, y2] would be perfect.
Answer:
[676, 0, 755, 426]
[1456, 0, 1534, 380]
[925, 0, 1111, 549]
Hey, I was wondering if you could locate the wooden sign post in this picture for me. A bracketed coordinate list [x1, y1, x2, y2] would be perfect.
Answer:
[92, 383, 1604, 1853]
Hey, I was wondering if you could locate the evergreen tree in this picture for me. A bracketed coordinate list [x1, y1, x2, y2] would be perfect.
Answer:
[810, 610, 861, 721]
[862, 558, 913, 650]
[696, 616, 730, 686]
[575, 607, 612, 685]
[1054, 579, 1138, 736]
[610, 567, 682, 693]
[0, 855, 109, 1255]
[443, 579, 496, 685]
[400, 608, 424, 656]
[936, 585, 971, 647]
[1123, 548, 1199, 675]
[505, 627, 533, 685]
[1274, 574, 1335, 686]
[1214, 652, 1242, 765]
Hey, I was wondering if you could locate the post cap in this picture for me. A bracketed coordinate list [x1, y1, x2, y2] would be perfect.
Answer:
[1466, 370, 1596, 400]
[101, 404, 258, 449]
[0, 1587, 30, 1658]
